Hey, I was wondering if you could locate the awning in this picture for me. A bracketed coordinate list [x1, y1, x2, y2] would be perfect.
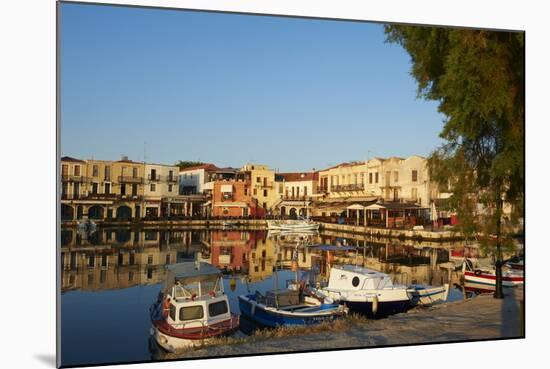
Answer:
[346, 203, 366, 210]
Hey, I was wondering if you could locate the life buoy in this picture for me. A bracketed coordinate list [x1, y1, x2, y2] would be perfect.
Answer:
[474, 269, 482, 276]
[209, 291, 216, 297]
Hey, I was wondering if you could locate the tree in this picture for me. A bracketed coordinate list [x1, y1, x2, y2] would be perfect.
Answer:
[175, 160, 206, 170]
[385, 26, 524, 298]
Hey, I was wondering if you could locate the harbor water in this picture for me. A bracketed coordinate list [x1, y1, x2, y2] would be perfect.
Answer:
[60, 227, 507, 366]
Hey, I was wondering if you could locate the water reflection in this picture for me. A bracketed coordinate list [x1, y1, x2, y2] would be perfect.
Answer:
[60, 227, 522, 366]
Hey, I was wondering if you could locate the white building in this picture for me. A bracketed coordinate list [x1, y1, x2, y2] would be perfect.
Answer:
[143, 163, 179, 216]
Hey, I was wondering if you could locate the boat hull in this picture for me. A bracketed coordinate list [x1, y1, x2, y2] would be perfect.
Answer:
[238, 295, 344, 328]
[150, 313, 239, 352]
[464, 271, 524, 287]
[344, 300, 413, 318]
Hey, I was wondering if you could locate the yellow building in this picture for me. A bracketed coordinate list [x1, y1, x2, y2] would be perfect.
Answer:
[239, 163, 281, 213]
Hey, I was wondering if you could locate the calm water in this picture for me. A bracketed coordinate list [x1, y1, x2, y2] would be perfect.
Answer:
[59, 227, 494, 366]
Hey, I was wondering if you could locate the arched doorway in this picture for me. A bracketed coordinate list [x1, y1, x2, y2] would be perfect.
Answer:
[289, 208, 297, 219]
[116, 205, 132, 220]
[61, 204, 74, 221]
[115, 229, 131, 244]
[88, 205, 104, 220]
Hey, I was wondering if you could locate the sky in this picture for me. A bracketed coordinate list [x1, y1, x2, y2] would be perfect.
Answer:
[60, 3, 446, 172]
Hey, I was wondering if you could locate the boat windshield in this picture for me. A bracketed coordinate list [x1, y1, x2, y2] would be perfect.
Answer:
[171, 276, 222, 298]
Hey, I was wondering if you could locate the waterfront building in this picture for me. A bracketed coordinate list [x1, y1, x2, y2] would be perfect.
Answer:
[314, 155, 432, 219]
[238, 163, 280, 215]
[61, 156, 146, 220]
[144, 163, 179, 217]
[274, 171, 320, 218]
[179, 163, 236, 195]
[211, 179, 258, 217]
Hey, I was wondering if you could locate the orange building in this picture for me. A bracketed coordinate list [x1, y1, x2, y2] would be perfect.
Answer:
[211, 180, 261, 217]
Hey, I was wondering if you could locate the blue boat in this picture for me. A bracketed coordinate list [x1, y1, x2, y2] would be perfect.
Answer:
[238, 288, 347, 328]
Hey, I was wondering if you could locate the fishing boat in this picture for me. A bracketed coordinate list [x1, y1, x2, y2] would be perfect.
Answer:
[462, 259, 524, 287]
[149, 260, 239, 352]
[266, 219, 319, 231]
[238, 242, 346, 328]
[318, 264, 449, 318]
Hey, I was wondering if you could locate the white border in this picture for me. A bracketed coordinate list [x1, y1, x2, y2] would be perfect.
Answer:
[1, 1, 547, 369]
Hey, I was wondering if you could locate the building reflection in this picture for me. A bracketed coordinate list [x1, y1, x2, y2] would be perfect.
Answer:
[61, 228, 516, 293]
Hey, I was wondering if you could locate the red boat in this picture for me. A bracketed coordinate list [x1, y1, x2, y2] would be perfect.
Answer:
[462, 259, 524, 288]
[150, 261, 240, 352]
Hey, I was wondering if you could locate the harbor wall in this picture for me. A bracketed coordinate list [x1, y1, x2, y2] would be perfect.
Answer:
[62, 219, 463, 241]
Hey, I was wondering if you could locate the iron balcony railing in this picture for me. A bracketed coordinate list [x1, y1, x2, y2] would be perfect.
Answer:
[61, 175, 89, 183]
[330, 184, 365, 192]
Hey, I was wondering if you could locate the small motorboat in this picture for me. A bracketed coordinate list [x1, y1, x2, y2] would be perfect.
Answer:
[150, 260, 239, 352]
[462, 259, 524, 287]
[238, 241, 346, 327]
[319, 264, 449, 318]
[267, 219, 320, 232]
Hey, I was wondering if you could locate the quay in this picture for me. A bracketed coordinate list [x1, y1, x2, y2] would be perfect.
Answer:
[166, 287, 524, 359]
[62, 218, 463, 241]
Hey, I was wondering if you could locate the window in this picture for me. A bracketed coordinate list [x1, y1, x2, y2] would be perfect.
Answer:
[104, 166, 111, 180]
[168, 184, 173, 192]
[128, 271, 134, 281]
[62, 164, 68, 176]
[133, 167, 138, 178]
[304, 186, 307, 196]
[369, 173, 373, 184]
[132, 184, 137, 196]
[91, 182, 98, 194]
[263, 189, 268, 197]
[168, 170, 173, 180]
[92, 165, 98, 177]
[256, 177, 261, 183]
[411, 188, 418, 200]
[180, 305, 204, 321]
[150, 183, 156, 192]
[208, 301, 228, 317]
[375, 172, 379, 183]
[244, 188, 248, 196]
[253, 188, 257, 195]
[393, 171, 399, 183]
[262, 202, 267, 209]
[147, 255, 153, 265]
[169, 304, 176, 321]
[412, 170, 418, 182]
[74, 165, 81, 176]
[165, 254, 171, 265]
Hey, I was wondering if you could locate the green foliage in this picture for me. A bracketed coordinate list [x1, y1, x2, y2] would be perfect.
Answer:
[385, 26, 524, 248]
[175, 160, 206, 170]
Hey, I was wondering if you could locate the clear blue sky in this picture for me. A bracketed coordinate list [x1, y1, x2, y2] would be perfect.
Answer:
[60, 2, 445, 172]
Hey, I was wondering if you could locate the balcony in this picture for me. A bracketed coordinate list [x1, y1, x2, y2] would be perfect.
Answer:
[330, 184, 365, 192]
[166, 176, 178, 183]
[61, 175, 89, 183]
[148, 174, 161, 182]
[281, 196, 312, 202]
[118, 176, 144, 184]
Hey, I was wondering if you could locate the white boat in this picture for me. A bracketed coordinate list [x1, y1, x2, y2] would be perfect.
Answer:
[462, 259, 524, 287]
[267, 219, 320, 231]
[319, 264, 449, 317]
[149, 261, 239, 352]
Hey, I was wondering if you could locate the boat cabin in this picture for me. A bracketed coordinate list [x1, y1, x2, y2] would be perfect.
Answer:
[163, 262, 231, 329]
[327, 265, 395, 291]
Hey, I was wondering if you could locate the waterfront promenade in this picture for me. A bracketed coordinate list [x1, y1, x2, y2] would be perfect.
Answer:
[167, 287, 523, 359]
